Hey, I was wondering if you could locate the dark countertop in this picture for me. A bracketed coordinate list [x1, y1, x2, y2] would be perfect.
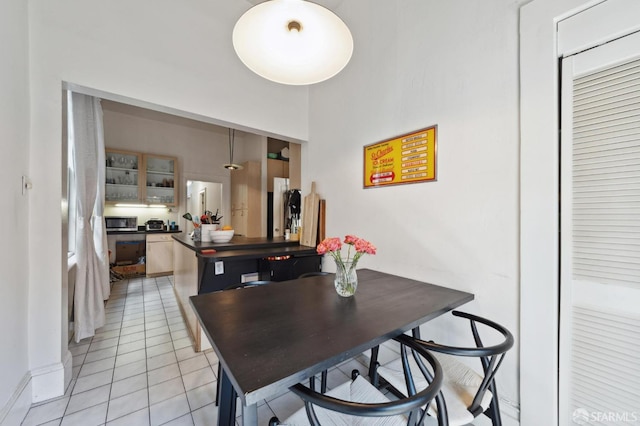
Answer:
[107, 229, 182, 235]
[172, 233, 317, 260]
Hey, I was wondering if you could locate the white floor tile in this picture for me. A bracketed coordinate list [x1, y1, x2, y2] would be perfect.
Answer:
[190, 403, 219, 426]
[84, 346, 118, 364]
[178, 354, 208, 376]
[148, 351, 178, 371]
[65, 384, 110, 415]
[148, 363, 181, 387]
[78, 356, 116, 377]
[60, 401, 107, 426]
[73, 369, 114, 395]
[146, 333, 172, 347]
[185, 382, 216, 411]
[105, 407, 150, 426]
[146, 325, 170, 338]
[118, 330, 146, 345]
[117, 338, 146, 355]
[266, 390, 304, 422]
[110, 372, 148, 400]
[106, 388, 149, 422]
[119, 323, 144, 336]
[21, 396, 69, 426]
[170, 329, 189, 341]
[69, 343, 90, 357]
[172, 337, 192, 350]
[181, 366, 215, 392]
[150, 393, 190, 426]
[113, 359, 147, 382]
[147, 341, 175, 358]
[162, 413, 194, 426]
[89, 337, 119, 352]
[149, 377, 185, 405]
[115, 348, 146, 367]
[175, 346, 199, 362]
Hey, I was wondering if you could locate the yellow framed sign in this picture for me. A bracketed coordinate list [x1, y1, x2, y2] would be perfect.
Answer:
[363, 125, 437, 188]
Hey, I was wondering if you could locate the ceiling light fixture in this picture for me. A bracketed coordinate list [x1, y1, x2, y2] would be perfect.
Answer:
[224, 128, 244, 170]
[232, 0, 353, 85]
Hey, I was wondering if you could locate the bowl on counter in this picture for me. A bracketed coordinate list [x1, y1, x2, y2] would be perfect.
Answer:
[210, 229, 234, 243]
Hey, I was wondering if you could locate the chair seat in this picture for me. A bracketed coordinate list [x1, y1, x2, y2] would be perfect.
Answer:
[283, 375, 408, 426]
[377, 352, 493, 426]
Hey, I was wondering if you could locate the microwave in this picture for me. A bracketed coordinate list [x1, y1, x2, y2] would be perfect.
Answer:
[105, 216, 138, 231]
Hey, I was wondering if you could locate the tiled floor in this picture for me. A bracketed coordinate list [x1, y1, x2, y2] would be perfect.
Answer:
[21, 276, 394, 426]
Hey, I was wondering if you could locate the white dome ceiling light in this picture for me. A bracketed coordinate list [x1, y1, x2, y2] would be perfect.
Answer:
[232, 0, 354, 85]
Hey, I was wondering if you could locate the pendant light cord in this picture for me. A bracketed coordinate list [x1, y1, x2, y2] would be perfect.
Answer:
[229, 128, 235, 165]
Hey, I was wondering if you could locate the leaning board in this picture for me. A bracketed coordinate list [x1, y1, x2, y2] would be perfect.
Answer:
[301, 182, 320, 247]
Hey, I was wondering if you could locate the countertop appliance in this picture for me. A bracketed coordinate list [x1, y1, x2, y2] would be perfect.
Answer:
[146, 219, 165, 231]
[105, 216, 138, 231]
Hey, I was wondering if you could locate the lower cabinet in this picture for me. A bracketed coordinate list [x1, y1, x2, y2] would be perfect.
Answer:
[146, 234, 174, 277]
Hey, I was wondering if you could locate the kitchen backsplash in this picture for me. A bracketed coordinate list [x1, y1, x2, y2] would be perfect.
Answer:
[103, 205, 179, 228]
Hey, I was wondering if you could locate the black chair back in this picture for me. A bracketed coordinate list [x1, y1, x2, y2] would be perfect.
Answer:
[298, 271, 330, 278]
[223, 280, 275, 290]
[415, 310, 514, 421]
[289, 334, 445, 426]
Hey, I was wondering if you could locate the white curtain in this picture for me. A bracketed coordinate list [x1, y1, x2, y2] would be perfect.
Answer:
[69, 92, 109, 342]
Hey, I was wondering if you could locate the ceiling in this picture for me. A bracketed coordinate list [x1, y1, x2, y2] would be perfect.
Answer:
[246, 0, 345, 10]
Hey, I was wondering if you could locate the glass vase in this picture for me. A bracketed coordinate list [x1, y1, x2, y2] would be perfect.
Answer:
[334, 260, 358, 297]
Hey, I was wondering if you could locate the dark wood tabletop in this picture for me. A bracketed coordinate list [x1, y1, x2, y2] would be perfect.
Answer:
[189, 268, 473, 418]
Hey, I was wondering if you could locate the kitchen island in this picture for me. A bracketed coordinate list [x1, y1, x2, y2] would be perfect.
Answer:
[172, 233, 321, 351]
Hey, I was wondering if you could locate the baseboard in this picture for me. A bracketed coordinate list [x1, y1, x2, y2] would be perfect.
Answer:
[500, 399, 521, 426]
[0, 373, 32, 426]
[63, 350, 73, 392]
[30, 361, 65, 403]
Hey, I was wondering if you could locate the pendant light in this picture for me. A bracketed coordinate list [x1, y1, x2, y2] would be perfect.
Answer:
[224, 129, 243, 170]
[232, 0, 353, 85]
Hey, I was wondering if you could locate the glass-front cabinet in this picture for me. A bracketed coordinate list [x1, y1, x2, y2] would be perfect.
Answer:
[105, 150, 141, 202]
[144, 155, 176, 205]
[105, 149, 178, 206]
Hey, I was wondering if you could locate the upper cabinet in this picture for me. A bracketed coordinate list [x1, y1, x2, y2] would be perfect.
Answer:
[105, 150, 142, 203]
[105, 149, 178, 206]
[144, 154, 177, 205]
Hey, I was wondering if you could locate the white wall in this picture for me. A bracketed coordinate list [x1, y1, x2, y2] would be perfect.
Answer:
[307, 0, 524, 421]
[0, 0, 31, 421]
[27, 0, 309, 402]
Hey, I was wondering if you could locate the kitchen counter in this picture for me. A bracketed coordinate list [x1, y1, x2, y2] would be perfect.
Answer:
[172, 233, 315, 255]
[172, 232, 322, 351]
[106, 229, 182, 235]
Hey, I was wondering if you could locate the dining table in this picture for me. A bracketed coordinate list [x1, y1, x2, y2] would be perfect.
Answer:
[189, 268, 474, 426]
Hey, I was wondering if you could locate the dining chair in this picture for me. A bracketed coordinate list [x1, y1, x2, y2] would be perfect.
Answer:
[374, 311, 514, 426]
[269, 333, 447, 426]
[298, 271, 330, 278]
[223, 279, 276, 290]
[214, 279, 276, 406]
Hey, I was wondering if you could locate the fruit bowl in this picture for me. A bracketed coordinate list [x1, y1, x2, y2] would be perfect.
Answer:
[210, 229, 234, 243]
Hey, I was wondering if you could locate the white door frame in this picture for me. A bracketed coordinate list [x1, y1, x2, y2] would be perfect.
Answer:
[520, 0, 640, 425]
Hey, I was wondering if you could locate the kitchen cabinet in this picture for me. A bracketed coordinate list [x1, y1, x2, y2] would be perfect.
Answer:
[230, 160, 261, 237]
[105, 150, 142, 203]
[105, 149, 178, 206]
[144, 154, 177, 205]
[146, 233, 174, 277]
[267, 158, 289, 192]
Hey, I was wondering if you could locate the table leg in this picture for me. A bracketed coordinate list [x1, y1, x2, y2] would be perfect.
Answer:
[217, 369, 236, 426]
[242, 403, 258, 426]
